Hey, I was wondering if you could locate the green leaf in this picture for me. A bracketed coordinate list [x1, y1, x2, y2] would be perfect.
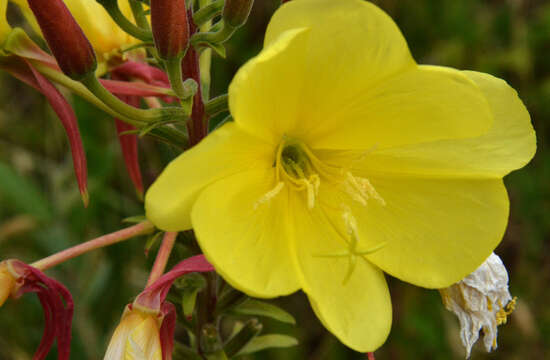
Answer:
[236, 335, 299, 356]
[0, 161, 51, 221]
[229, 299, 296, 325]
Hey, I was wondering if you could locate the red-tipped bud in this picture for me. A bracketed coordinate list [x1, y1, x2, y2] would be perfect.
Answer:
[223, 0, 254, 28]
[151, 0, 190, 60]
[27, 0, 97, 80]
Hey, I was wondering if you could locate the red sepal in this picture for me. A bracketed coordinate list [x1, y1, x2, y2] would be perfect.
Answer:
[19, 59, 89, 206]
[10, 261, 74, 360]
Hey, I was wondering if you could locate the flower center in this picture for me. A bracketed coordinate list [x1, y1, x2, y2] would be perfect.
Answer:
[255, 137, 386, 211]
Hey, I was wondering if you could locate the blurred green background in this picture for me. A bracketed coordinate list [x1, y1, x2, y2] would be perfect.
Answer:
[0, 0, 548, 359]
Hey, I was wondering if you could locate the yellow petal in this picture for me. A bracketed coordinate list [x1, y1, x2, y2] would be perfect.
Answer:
[231, 0, 416, 146]
[356, 68, 536, 178]
[228, 27, 310, 145]
[349, 176, 509, 288]
[312, 65, 493, 150]
[0, 264, 15, 307]
[63, 0, 137, 57]
[145, 122, 273, 231]
[125, 316, 162, 360]
[104, 309, 148, 360]
[0, 0, 10, 44]
[289, 192, 392, 352]
[266, 0, 414, 140]
[9, 0, 41, 37]
[191, 169, 300, 298]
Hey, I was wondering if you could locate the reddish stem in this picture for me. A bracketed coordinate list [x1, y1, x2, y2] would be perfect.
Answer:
[367, 352, 376, 360]
[146, 232, 178, 286]
[182, 12, 208, 145]
[31, 221, 154, 271]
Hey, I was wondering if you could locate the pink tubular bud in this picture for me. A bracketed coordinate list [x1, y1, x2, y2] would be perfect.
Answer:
[223, 0, 254, 28]
[27, 0, 97, 80]
[151, 0, 190, 60]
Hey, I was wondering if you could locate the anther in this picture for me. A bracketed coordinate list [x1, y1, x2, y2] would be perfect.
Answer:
[254, 182, 285, 209]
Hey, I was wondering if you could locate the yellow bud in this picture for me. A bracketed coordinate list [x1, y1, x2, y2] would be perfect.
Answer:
[0, 262, 16, 307]
[104, 305, 163, 360]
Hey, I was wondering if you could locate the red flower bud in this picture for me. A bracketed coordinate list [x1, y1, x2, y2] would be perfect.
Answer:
[223, 0, 254, 28]
[27, 0, 97, 80]
[151, 0, 190, 60]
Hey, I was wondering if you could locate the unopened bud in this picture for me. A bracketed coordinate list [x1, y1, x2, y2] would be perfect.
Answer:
[222, 0, 254, 28]
[151, 0, 190, 60]
[27, 0, 97, 80]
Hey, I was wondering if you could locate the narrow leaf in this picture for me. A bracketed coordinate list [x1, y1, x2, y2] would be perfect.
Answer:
[229, 299, 296, 325]
[236, 335, 298, 356]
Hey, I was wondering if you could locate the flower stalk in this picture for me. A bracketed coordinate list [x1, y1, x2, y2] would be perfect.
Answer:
[79, 72, 189, 123]
[147, 232, 178, 287]
[31, 221, 154, 271]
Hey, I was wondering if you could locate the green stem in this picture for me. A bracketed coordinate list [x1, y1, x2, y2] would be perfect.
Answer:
[121, 41, 155, 53]
[32, 61, 143, 127]
[191, 21, 237, 47]
[32, 62, 189, 147]
[193, 0, 224, 27]
[204, 94, 228, 116]
[129, 0, 151, 30]
[164, 56, 197, 100]
[80, 73, 187, 123]
[198, 0, 213, 101]
[98, 1, 152, 41]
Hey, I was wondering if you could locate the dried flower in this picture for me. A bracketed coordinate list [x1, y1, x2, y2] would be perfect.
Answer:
[440, 253, 516, 358]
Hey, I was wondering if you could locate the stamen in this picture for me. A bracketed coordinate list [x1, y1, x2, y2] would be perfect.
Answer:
[496, 297, 516, 325]
[254, 182, 285, 209]
[344, 172, 385, 206]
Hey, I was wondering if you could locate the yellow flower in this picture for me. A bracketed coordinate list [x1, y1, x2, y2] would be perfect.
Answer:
[9, 0, 138, 61]
[145, 0, 536, 351]
[104, 305, 163, 360]
[0, 261, 16, 307]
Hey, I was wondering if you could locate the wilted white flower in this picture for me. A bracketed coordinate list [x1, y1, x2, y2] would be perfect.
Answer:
[440, 252, 516, 358]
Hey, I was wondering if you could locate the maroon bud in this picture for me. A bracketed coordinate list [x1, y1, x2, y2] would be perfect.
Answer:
[27, 0, 97, 80]
[223, 0, 254, 28]
[151, 0, 190, 60]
